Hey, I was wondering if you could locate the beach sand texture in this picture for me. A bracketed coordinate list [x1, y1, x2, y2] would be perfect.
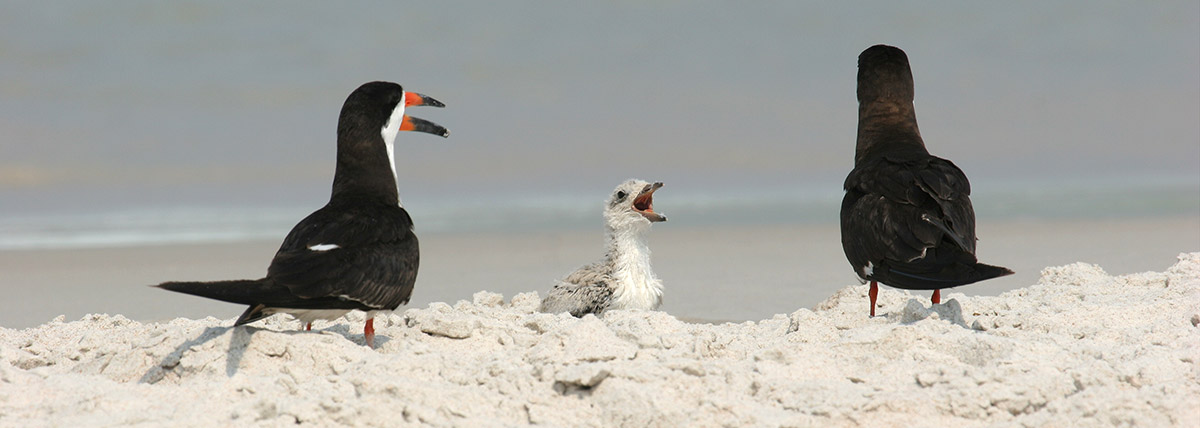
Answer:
[2, 253, 1198, 427]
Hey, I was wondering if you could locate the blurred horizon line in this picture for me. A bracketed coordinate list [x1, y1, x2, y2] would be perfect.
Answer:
[2, 177, 1195, 251]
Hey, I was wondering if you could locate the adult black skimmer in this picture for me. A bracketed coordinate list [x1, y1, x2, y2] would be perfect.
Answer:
[840, 45, 1012, 317]
[540, 179, 667, 317]
[157, 81, 448, 347]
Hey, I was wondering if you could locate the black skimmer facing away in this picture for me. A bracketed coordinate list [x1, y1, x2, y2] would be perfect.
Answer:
[540, 179, 667, 317]
[840, 45, 1012, 317]
[157, 81, 448, 347]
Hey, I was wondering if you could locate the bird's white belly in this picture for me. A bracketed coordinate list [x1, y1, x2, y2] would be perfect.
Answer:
[266, 308, 351, 325]
[608, 260, 663, 311]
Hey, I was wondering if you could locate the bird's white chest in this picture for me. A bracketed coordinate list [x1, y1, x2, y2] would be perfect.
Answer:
[607, 233, 663, 311]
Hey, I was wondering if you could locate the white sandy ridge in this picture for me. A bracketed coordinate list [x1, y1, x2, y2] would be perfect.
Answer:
[2, 254, 1198, 427]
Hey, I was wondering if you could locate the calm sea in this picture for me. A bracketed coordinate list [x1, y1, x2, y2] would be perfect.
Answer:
[0, 2, 1196, 328]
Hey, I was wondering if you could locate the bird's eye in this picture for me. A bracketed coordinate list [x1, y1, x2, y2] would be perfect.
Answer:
[615, 191, 627, 200]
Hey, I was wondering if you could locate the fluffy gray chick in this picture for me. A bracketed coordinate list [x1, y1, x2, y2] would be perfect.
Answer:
[540, 179, 668, 317]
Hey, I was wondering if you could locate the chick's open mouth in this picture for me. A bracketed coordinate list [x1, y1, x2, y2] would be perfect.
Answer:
[632, 182, 666, 222]
[633, 193, 654, 214]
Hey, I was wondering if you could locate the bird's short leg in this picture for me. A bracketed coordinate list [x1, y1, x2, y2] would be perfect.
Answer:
[364, 318, 376, 349]
[931, 289, 941, 304]
[305, 322, 312, 331]
[869, 281, 879, 317]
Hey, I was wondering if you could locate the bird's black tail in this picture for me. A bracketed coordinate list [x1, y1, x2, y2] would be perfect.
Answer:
[885, 262, 1014, 290]
[154, 279, 277, 306]
[970, 263, 1016, 282]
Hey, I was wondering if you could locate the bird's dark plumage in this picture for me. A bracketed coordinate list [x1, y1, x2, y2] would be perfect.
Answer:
[156, 81, 446, 346]
[840, 45, 1012, 315]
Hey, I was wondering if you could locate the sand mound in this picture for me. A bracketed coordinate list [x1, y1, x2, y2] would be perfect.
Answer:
[3, 254, 1198, 427]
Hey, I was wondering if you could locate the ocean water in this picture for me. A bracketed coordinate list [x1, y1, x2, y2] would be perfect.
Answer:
[0, 2, 1197, 326]
[1, 176, 1195, 251]
[2, 2, 1196, 221]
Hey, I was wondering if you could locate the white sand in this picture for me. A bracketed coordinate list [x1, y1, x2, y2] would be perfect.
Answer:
[2, 254, 1198, 427]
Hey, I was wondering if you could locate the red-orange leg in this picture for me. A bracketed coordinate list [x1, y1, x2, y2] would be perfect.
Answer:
[869, 281, 879, 317]
[364, 318, 376, 349]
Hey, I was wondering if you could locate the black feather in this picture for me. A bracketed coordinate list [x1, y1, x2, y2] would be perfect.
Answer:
[153, 81, 438, 326]
[840, 45, 1012, 291]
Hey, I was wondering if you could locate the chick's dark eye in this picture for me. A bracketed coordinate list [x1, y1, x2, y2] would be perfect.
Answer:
[616, 191, 627, 200]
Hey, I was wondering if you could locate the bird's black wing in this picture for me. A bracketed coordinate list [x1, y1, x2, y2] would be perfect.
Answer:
[841, 155, 977, 276]
[264, 201, 419, 310]
[912, 156, 976, 252]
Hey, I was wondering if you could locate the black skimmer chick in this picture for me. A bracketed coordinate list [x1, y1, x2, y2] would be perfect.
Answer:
[157, 81, 448, 347]
[840, 45, 1012, 317]
[540, 179, 668, 317]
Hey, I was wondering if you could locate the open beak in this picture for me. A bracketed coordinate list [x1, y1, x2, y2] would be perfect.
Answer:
[633, 182, 667, 222]
[400, 91, 450, 137]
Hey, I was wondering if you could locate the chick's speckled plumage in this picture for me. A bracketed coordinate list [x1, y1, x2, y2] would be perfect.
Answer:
[541, 179, 667, 317]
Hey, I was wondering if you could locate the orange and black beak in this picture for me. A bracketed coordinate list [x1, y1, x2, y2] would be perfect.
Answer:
[404, 91, 445, 108]
[401, 92, 450, 138]
[633, 182, 667, 222]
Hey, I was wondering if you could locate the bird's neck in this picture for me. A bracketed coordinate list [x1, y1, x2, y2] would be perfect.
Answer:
[855, 99, 929, 164]
[604, 222, 663, 310]
[330, 132, 400, 204]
